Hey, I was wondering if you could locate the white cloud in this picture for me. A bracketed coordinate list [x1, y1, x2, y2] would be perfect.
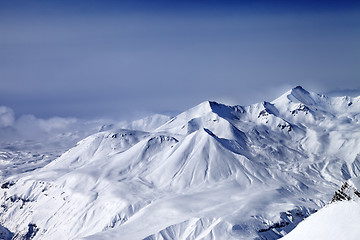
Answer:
[38, 117, 78, 132]
[0, 106, 15, 127]
[0, 106, 101, 145]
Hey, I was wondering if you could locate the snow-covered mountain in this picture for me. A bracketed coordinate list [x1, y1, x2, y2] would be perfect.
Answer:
[1, 86, 360, 239]
[0, 114, 171, 182]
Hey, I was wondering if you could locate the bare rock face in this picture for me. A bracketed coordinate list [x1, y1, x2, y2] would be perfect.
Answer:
[331, 179, 360, 203]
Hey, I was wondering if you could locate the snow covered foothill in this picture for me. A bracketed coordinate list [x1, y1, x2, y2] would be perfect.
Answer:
[0, 111, 171, 182]
[0, 86, 360, 239]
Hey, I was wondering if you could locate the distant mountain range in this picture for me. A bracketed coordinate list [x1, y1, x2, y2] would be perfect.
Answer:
[1, 86, 360, 239]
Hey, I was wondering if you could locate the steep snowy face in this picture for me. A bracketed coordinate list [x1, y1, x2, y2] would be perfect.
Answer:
[1, 87, 360, 240]
[281, 177, 360, 240]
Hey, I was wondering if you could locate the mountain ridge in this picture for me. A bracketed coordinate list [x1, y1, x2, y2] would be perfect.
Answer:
[1, 86, 360, 239]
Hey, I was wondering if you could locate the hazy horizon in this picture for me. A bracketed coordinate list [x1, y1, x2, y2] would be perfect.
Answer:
[1, 0, 360, 119]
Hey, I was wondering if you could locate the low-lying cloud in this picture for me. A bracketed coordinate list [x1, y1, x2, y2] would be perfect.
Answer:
[0, 105, 110, 152]
[0, 106, 15, 128]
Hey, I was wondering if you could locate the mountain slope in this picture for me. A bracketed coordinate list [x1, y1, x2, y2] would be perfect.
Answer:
[281, 177, 360, 240]
[1, 86, 360, 239]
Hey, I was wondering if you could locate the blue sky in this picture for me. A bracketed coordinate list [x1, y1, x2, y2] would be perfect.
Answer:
[1, 0, 360, 119]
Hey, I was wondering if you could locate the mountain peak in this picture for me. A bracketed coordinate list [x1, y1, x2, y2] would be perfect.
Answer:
[290, 85, 311, 96]
[293, 85, 306, 91]
[199, 100, 223, 110]
[273, 86, 317, 106]
[194, 100, 214, 112]
[191, 101, 234, 117]
[289, 86, 317, 105]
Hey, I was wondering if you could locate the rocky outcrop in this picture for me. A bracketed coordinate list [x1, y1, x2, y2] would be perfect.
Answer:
[331, 180, 360, 203]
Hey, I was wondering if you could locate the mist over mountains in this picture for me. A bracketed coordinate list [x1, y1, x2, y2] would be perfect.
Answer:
[1, 86, 360, 239]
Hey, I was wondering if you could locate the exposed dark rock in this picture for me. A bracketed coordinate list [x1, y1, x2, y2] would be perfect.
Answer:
[11, 223, 39, 240]
[24, 224, 39, 240]
[291, 104, 310, 115]
[258, 109, 269, 118]
[331, 182, 350, 203]
[256, 207, 316, 239]
[1, 181, 15, 189]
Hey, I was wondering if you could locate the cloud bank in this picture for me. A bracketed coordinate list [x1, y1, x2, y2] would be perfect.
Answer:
[0, 106, 110, 153]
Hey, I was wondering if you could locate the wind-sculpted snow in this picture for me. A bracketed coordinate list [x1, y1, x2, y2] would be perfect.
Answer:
[1, 87, 360, 239]
[281, 177, 360, 240]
